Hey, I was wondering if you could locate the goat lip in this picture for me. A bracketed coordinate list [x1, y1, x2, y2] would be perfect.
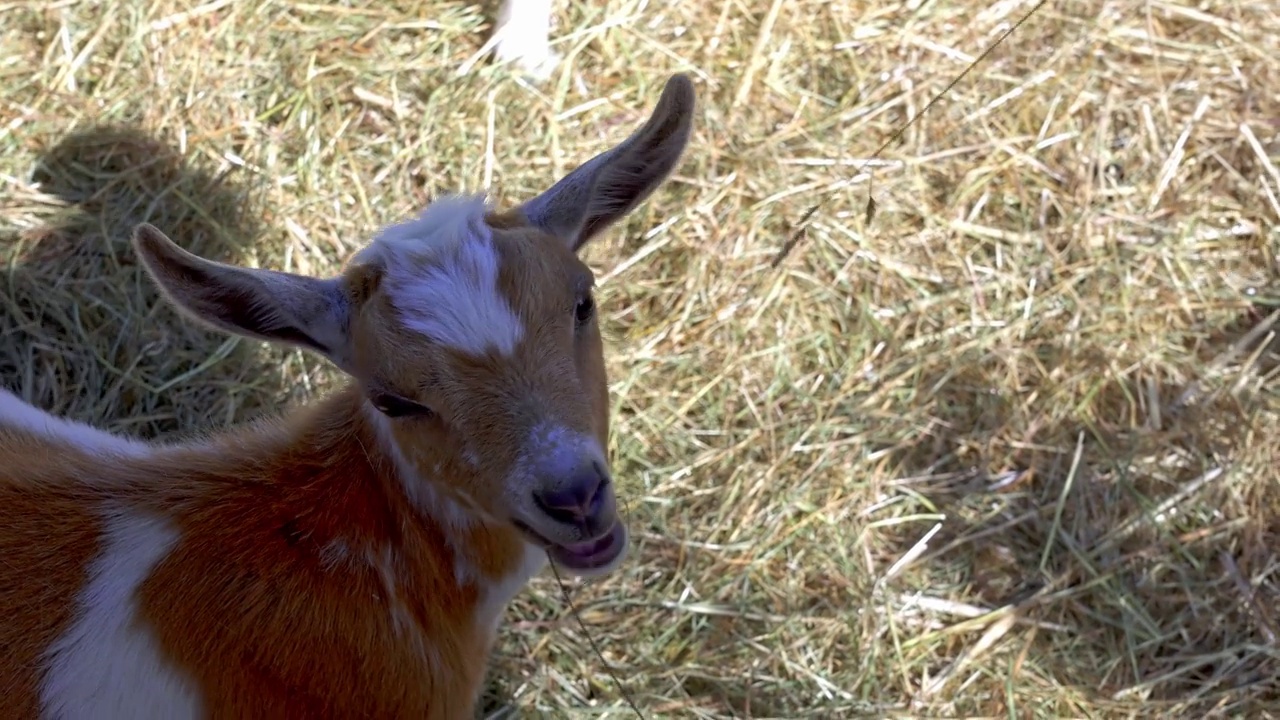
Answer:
[546, 522, 626, 572]
[512, 519, 626, 572]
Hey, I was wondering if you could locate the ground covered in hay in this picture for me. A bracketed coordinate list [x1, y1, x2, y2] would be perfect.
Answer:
[2, 1, 1278, 717]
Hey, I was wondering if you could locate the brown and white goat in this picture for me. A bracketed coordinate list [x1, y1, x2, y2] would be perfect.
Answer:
[0, 74, 694, 719]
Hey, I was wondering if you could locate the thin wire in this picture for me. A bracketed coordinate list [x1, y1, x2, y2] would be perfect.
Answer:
[548, 555, 646, 719]
[771, 0, 1053, 268]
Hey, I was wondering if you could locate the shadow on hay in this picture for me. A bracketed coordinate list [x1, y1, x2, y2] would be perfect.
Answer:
[873, 323, 1278, 714]
[0, 124, 296, 438]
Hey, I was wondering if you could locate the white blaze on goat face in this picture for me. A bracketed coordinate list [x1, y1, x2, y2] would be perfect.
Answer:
[360, 194, 525, 359]
[0, 74, 696, 718]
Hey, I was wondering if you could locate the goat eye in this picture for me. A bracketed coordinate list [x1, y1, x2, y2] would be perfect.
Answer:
[371, 393, 433, 419]
[574, 294, 595, 328]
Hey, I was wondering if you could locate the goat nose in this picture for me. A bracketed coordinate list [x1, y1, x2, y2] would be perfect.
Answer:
[534, 465, 607, 525]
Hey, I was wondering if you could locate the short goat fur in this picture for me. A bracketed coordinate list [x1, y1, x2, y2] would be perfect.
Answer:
[0, 74, 695, 720]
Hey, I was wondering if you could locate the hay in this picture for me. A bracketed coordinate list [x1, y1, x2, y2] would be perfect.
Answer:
[2, 0, 1278, 717]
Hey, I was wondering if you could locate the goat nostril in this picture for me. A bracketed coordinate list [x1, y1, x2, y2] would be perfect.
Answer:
[587, 479, 606, 515]
[535, 469, 605, 525]
[533, 488, 580, 523]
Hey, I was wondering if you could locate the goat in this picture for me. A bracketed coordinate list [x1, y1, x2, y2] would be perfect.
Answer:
[492, 0, 559, 80]
[0, 73, 695, 720]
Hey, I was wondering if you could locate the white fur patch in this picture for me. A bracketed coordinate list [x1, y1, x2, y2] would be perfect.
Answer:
[364, 401, 478, 531]
[319, 539, 351, 571]
[473, 540, 546, 644]
[363, 194, 524, 357]
[39, 507, 201, 720]
[368, 545, 440, 672]
[0, 390, 151, 459]
[493, 0, 558, 81]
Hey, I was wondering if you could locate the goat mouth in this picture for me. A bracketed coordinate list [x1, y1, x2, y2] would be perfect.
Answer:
[514, 520, 627, 573]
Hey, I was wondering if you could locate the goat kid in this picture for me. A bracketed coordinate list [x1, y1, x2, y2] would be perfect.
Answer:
[0, 74, 695, 719]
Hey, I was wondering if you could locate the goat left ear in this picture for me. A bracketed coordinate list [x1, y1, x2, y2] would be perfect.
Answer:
[517, 73, 696, 252]
[132, 224, 356, 373]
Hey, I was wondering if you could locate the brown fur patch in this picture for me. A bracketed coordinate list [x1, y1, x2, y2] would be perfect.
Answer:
[490, 221, 610, 453]
[0, 386, 528, 719]
[0, 432, 103, 716]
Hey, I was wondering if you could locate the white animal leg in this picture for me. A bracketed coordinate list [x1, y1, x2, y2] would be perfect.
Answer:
[492, 0, 559, 81]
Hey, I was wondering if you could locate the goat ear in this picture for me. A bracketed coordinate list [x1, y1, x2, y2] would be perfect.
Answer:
[517, 74, 695, 252]
[132, 224, 356, 372]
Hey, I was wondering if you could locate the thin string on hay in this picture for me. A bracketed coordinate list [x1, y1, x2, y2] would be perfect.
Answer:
[771, 0, 1052, 269]
[548, 555, 647, 719]
[551, 2, 1053, 717]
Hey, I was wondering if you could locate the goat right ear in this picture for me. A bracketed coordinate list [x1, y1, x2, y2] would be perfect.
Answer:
[516, 74, 695, 252]
[132, 224, 357, 372]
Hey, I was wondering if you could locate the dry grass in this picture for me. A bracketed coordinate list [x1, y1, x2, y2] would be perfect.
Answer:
[2, 0, 1279, 717]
